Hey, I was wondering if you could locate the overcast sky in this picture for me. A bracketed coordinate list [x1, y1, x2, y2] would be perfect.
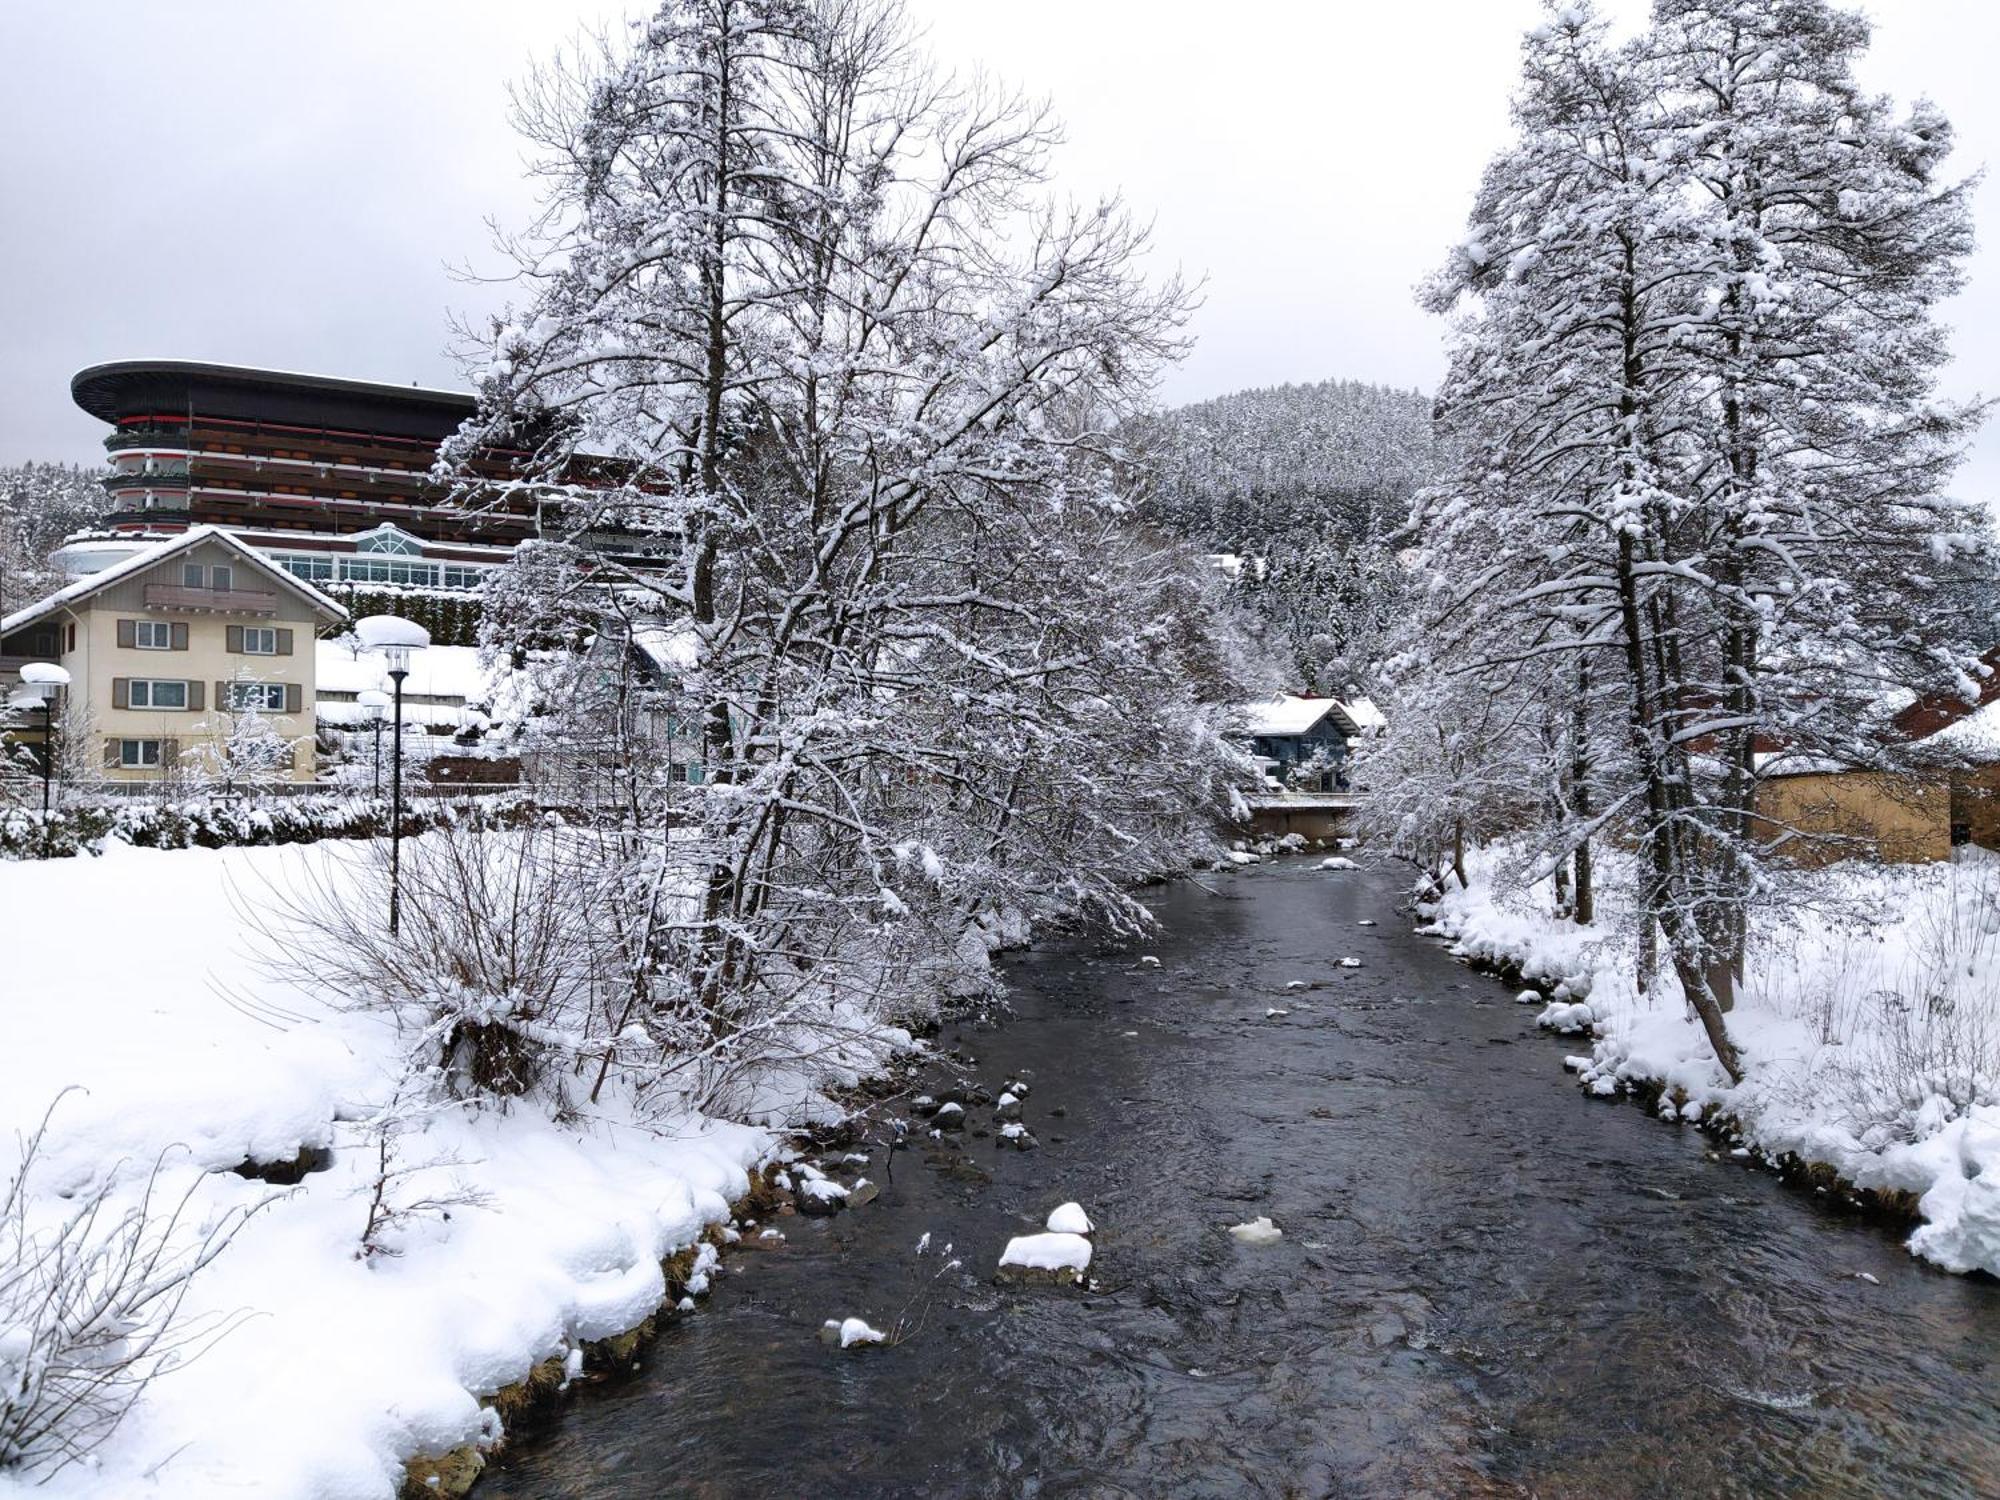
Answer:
[5, 1, 1997, 501]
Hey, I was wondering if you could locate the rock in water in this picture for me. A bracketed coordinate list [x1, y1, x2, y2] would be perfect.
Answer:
[1227, 1216, 1283, 1246]
[821, 1317, 888, 1348]
[999, 1232, 1093, 1283]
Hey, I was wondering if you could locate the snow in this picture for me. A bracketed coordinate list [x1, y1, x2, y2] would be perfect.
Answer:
[16, 661, 68, 686]
[0, 839, 807, 1498]
[1422, 841, 2000, 1280]
[998, 1232, 1093, 1276]
[1240, 694, 1340, 737]
[1226, 1216, 1283, 1245]
[1044, 1202, 1093, 1236]
[1931, 699, 2000, 762]
[352, 614, 433, 650]
[828, 1317, 887, 1349]
[1336, 695, 1387, 731]
[315, 642, 520, 728]
[1319, 856, 1359, 870]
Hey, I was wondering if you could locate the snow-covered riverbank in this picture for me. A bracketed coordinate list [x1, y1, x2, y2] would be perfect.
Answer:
[0, 839, 905, 1498]
[1417, 844, 2000, 1279]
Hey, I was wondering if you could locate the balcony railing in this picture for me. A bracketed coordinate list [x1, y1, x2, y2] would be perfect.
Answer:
[142, 584, 278, 615]
[104, 427, 192, 453]
[102, 507, 193, 530]
[102, 465, 191, 493]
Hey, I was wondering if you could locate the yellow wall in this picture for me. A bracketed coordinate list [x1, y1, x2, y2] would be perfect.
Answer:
[1755, 770, 1951, 867]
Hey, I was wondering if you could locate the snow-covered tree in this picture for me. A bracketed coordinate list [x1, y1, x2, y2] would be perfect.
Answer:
[439, 0, 1252, 1104]
[0, 465, 104, 620]
[1378, 0, 1994, 1079]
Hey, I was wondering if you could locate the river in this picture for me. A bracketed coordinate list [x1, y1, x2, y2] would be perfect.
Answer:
[483, 858, 2000, 1498]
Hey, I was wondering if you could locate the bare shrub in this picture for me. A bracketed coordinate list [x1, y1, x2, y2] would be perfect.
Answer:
[1767, 862, 2000, 1145]
[0, 1098, 259, 1478]
[247, 820, 614, 1107]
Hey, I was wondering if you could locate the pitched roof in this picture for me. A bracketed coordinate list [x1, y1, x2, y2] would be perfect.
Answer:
[0, 526, 348, 638]
[1242, 695, 1349, 737]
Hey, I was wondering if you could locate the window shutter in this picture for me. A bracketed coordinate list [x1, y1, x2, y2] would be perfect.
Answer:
[226, 625, 244, 653]
[276, 627, 294, 655]
[103, 738, 120, 769]
[171, 622, 189, 651]
[286, 682, 303, 715]
[117, 618, 135, 648]
[188, 681, 205, 712]
[162, 738, 181, 767]
[217, 680, 229, 711]
[112, 677, 130, 710]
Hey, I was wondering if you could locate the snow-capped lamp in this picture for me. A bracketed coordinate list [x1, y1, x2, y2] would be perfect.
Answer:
[353, 617, 429, 936]
[15, 662, 70, 820]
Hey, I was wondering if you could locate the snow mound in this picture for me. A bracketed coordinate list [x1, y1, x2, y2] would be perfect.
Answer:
[999, 1232, 1093, 1277]
[1227, 1216, 1283, 1245]
[822, 1317, 888, 1348]
[1045, 1202, 1093, 1236]
[1319, 856, 1359, 870]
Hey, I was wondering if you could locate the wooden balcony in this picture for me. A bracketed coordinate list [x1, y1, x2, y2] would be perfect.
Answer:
[143, 584, 279, 615]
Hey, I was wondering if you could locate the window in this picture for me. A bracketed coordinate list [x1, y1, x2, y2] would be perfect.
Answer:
[119, 739, 163, 768]
[242, 627, 278, 655]
[134, 621, 173, 650]
[211, 565, 234, 591]
[339, 557, 439, 586]
[128, 679, 188, 709]
[441, 565, 484, 590]
[277, 554, 335, 582]
[182, 563, 204, 588]
[228, 682, 288, 712]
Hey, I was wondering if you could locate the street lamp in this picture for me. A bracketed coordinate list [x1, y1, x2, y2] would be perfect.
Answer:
[17, 662, 70, 819]
[358, 688, 391, 796]
[354, 616, 429, 935]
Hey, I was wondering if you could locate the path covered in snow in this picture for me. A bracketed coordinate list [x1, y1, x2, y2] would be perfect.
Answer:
[481, 858, 2000, 1499]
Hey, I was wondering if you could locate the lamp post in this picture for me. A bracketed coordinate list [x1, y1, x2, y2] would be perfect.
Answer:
[354, 617, 429, 935]
[358, 688, 391, 796]
[17, 662, 70, 819]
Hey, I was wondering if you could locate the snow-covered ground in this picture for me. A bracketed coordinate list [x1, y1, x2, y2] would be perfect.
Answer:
[0, 839, 838, 1498]
[1420, 843, 2000, 1278]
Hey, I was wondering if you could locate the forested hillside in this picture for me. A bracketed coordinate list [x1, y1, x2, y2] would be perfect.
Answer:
[1131, 378, 1438, 689]
[0, 463, 104, 619]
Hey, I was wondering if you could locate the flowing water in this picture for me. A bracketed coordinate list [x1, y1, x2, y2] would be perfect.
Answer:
[484, 859, 2000, 1498]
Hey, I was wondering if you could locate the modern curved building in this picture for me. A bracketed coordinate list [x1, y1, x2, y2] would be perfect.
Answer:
[63, 360, 574, 592]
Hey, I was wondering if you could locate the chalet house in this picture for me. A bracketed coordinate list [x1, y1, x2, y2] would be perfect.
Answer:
[0, 527, 346, 783]
[1241, 694, 1385, 792]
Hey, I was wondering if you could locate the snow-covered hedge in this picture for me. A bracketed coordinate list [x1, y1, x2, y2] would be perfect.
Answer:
[0, 794, 543, 861]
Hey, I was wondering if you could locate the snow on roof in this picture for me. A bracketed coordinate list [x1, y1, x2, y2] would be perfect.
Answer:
[632, 621, 698, 675]
[316, 640, 497, 703]
[1932, 699, 2000, 763]
[1337, 695, 1386, 731]
[1241, 695, 1342, 737]
[0, 526, 347, 636]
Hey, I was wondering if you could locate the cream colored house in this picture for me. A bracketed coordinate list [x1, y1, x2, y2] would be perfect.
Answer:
[0, 527, 346, 784]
